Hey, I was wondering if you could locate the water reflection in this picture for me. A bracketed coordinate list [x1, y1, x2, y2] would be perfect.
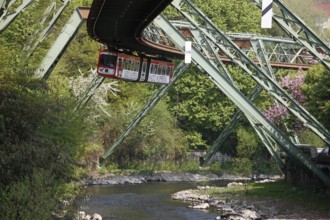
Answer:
[81, 181, 229, 220]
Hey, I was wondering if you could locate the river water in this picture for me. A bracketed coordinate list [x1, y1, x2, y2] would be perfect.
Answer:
[81, 181, 230, 220]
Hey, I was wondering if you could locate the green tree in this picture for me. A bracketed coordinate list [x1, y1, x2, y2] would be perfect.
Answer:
[191, 0, 264, 33]
[0, 72, 89, 217]
[302, 64, 330, 130]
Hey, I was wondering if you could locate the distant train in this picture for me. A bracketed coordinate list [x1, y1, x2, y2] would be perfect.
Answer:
[97, 50, 175, 84]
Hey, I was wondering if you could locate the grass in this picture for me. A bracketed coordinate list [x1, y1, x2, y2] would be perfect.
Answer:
[201, 180, 330, 213]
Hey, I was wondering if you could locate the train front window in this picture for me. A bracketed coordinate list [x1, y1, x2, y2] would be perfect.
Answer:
[100, 53, 117, 68]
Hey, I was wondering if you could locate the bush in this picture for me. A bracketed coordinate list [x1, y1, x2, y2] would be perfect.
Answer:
[0, 74, 88, 217]
[209, 163, 223, 175]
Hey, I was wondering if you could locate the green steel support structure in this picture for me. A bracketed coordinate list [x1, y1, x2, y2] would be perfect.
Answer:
[252, 0, 330, 70]
[35, 7, 86, 80]
[203, 37, 287, 167]
[170, 0, 330, 147]
[94, 25, 309, 167]
[24, 0, 70, 57]
[0, 0, 34, 33]
[74, 75, 105, 113]
[153, 14, 330, 185]
[190, 28, 284, 168]
[101, 61, 190, 165]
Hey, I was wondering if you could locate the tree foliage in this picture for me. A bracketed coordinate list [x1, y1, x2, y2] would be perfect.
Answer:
[302, 64, 330, 130]
[191, 0, 264, 33]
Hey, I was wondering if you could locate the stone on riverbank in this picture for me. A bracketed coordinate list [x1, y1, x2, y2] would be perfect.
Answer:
[77, 211, 102, 220]
[83, 171, 225, 185]
[171, 189, 210, 202]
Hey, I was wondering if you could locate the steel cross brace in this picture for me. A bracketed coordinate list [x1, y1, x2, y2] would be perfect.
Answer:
[0, 0, 15, 20]
[251, 0, 330, 70]
[101, 61, 190, 164]
[171, 0, 330, 147]
[251, 38, 300, 143]
[228, 33, 312, 66]
[35, 8, 86, 80]
[74, 75, 105, 113]
[23, 0, 70, 57]
[191, 29, 284, 168]
[0, 0, 34, 33]
[154, 14, 330, 185]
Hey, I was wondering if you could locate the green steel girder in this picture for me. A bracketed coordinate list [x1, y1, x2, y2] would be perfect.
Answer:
[225, 33, 313, 66]
[251, 0, 330, 70]
[23, 0, 70, 57]
[0, 0, 34, 33]
[0, 0, 7, 18]
[154, 14, 330, 185]
[250, 38, 300, 144]
[74, 75, 105, 113]
[149, 21, 315, 68]
[0, 0, 15, 19]
[35, 8, 85, 80]
[190, 27, 284, 168]
[171, 0, 330, 147]
[101, 61, 190, 164]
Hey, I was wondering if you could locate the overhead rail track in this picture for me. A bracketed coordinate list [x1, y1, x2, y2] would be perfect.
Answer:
[87, 0, 183, 59]
[145, 22, 317, 70]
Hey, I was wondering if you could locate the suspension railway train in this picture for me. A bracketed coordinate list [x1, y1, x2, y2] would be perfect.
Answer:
[97, 50, 175, 84]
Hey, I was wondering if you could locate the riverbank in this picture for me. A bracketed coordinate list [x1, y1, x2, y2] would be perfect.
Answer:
[82, 171, 279, 185]
[171, 180, 330, 219]
[81, 172, 330, 219]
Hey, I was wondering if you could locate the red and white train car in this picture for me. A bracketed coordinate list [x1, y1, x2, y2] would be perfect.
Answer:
[97, 50, 175, 84]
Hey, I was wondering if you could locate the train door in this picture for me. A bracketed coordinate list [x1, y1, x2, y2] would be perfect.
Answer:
[140, 61, 147, 82]
[116, 56, 123, 78]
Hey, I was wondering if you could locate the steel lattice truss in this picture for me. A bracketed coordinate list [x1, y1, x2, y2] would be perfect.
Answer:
[252, 0, 330, 70]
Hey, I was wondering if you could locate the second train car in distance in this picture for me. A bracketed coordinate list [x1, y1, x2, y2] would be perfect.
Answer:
[97, 50, 175, 84]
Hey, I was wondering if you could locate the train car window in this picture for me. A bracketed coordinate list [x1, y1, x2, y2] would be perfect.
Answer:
[100, 53, 117, 68]
[134, 62, 140, 72]
[161, 65, 166, 75]
[167, 67, 172, 75]
[158, 65, 163, 75]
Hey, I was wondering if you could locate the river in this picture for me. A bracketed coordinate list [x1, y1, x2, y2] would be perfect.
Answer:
[81, 181, 230, 220]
